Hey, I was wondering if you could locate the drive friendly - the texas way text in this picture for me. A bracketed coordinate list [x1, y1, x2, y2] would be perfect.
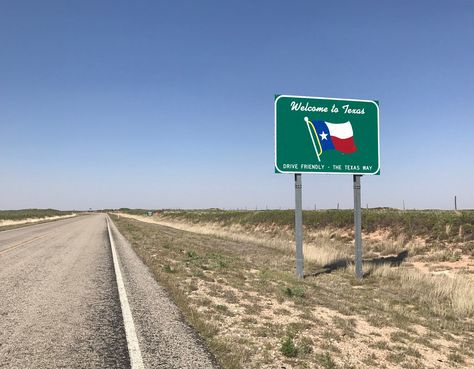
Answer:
[281, 164, 375, 172]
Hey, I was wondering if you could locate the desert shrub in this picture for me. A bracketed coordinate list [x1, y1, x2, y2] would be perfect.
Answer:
[280, 336, 297, 357]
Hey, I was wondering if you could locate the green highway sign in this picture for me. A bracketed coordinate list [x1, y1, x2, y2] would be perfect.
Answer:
[275, 95, 380, 175]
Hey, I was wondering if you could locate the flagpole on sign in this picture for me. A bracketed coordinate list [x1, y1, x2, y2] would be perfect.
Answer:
[304, 117, 321, 162]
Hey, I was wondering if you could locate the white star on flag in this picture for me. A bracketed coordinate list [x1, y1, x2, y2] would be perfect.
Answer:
[319, 131, 328, 140]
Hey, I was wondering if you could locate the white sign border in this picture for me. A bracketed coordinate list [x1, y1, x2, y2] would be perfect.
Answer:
[274, 94, 380, 175]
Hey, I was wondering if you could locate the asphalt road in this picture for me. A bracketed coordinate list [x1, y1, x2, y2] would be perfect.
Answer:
[0, 214, 219, 369]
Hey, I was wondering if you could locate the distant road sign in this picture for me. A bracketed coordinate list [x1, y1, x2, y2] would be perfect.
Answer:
[275, 95, 380, 175]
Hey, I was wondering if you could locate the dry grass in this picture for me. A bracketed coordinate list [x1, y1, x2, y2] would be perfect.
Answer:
[118, 213, 351, 266]
[370, 264, 474, 317]
[112, 214, 474, 369]
[126, 208, 474, 244]
[118, 212, 474, 274]
[119, 212, 474, 317]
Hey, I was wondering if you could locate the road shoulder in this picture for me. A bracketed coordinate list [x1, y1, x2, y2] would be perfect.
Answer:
[108, 216, 221, 369]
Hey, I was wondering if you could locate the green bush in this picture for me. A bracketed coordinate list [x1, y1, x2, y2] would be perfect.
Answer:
[187, 250, 198, 259]
[280, 336, 297, 358]
[284, 286, 306, 298]
[318, 352, 337, 369]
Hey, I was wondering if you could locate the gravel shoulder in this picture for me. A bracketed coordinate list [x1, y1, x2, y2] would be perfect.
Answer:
[108, 216, 221, 369]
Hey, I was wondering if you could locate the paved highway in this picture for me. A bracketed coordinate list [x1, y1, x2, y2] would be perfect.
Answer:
[0, 214, 218, 369]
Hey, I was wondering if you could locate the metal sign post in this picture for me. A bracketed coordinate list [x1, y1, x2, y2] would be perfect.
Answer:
[294, 174, 304, 278]
[353, 175, 363, 279]
[275, 95, 379, 279]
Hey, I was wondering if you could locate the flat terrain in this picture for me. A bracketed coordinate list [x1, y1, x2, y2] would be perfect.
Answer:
[0, 214, 218, 369]
[0, 214, 78, 232]
[113, 212, 474, 369]
[0, 208, 76, 221]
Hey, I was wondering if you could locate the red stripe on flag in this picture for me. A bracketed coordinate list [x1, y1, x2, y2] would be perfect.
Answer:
[331, 136, 357, 154]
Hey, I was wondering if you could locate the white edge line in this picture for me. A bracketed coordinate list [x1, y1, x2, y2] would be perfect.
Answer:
[106, 216, 145, 369]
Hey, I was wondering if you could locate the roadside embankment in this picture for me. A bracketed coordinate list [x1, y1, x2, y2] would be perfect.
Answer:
[111, 212, 474, 369]
[0, 210, 78, 231]
[115, 211, 474, 276]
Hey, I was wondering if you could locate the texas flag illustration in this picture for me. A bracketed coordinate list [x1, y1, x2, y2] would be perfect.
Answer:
[304, 117, 357, 160]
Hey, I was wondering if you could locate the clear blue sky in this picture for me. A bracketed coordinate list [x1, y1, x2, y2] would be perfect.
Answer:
[1, 0, 473, 210]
